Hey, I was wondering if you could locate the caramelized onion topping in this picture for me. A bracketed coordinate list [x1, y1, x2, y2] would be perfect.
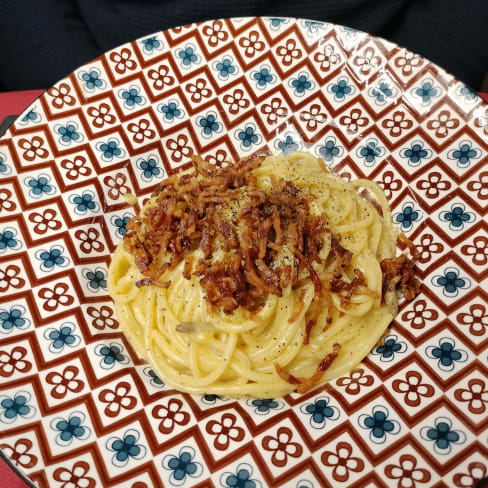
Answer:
[275, 343, 341, 393]
[381, 234, 421, 302]
[124, 155, 329, 313]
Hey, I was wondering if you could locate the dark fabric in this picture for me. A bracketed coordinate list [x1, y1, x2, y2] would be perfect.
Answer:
[0, 0, 487, 91]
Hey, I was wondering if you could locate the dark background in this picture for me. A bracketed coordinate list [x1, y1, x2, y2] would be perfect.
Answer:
[0, 0, 487, 92]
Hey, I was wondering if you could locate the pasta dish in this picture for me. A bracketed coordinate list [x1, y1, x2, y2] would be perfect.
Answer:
[108, 151, 419, 397]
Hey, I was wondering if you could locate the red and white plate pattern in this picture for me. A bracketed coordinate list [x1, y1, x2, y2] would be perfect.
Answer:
[1, 17, 487, 488]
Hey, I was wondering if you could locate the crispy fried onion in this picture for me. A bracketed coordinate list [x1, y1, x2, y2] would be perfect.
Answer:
[124, 154, 330, 313]
[381, 234, 421, 302]
[275, 343, 341, 393]
[304, 267, 379, 344]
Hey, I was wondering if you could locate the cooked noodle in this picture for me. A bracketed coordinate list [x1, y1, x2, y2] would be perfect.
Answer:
[108, 151, 404, 397]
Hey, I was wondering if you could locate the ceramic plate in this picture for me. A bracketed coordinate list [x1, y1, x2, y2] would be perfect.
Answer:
[0, 17, 487, 488]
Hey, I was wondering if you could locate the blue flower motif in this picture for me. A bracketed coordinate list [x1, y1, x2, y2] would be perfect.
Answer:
[198, 113, 221, 137]
[328, 78, 353, 101]
[0, 228, 20, 253]
[235, 124, 261, 150]
[202, 394, 224, 405]
[300, 396, 339, 428]
[36, 246, 66, 271]
[20, 109, 41, 124]
[341, 26, 360, 40]
[56, 123, 82, 145]
[107, 429, 146, 467]
[120, 87, 144, 109]
[52, 412, 89, 445]
[413, 79, 439, 105]
[447, 140, 480, 168]
[220, 463, 261, 488]
[162, 446, 203, 486]
[247, 398, 283, 415]
[457, 85, 478, 102]
[0, 392, 35, 423]
[214, 57, 237, 80]
[112, 213, 133, 236]
[400, 141, 432, 167]
[83, 268, 107, 291]
[0, 306, 29, 334]
[290, 73, 313, 96]
[26, 175, 54, 198]
[252, 66, 275, 89]
[100, 345, 125, 365]
[439, 203, 475, 230]
[317, 137, 344, 164]
[358, 405, 400, 444]
[95, 342, 129, 369]
[369, 81, 395, 105]
[355, 138, 385, 166]
[141, 36, 162, 53]
[372, 334, 407, 362]
[394, 203, 420, 231]
[97, 139, 124, 161]
[432, 267, 470, 298]
[79, 68, 105, 91]
[1, 395, 29, 419]
[426, 337, 468, 372]
[304, 20, 325, 35]
[277, 135, 299, 155]
[137, 156, 161, 181]
[178, 45, 198, 67]
[0, 153, 9, 175]
[268, 18, 287, 29]
[420, 417, 466, 454]
[45, 323, 80, 352]
[158, 101, 183, 122]
[71, 191, 98, 214]
[144, 368, 164, 387]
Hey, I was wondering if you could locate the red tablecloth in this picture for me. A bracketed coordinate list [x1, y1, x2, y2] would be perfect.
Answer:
[0, 458, 30, 488]
[1, 88, 488, 487]
[0, 90, 44, 122]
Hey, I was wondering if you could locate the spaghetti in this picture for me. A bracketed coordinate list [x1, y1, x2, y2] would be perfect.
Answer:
[108, 151, 417, 397]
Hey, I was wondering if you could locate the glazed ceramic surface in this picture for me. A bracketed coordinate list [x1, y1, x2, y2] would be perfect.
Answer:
[0, 17, 487, 488]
